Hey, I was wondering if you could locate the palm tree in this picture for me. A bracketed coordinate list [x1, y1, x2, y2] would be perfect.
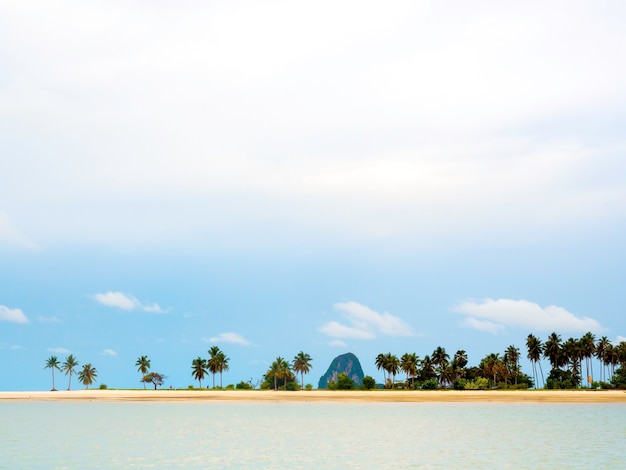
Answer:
[207, 346, 222, 388]
[504, 345, 520, 385]
[431, 347, 450, 387]
[563, 337, 582, 387]
[400, 353, 419, 384]
[292, 352, 313, 389]
[45, 355, 60, 391]
[420, 355, 436, 381]
[268, 357, 290, 390]
[480, 353, 501, 387]
[375, 353, 388, 384]
[526, 334, 544, 388]
[544, 332, 563, 371]
[135, 356, 151, 389]
[216, 351, 229, 388]
[596, 336, 611, 382]
[191, 357, 208, 388]
[62, 354, 79, 390]
[77, 364, 97, 389]
[451, 350, 468, 383]
[580, 332, 595, 387]
[385, 353, 400, 387]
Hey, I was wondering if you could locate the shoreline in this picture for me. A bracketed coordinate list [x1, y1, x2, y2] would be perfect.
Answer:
[1, 389, 625, 403]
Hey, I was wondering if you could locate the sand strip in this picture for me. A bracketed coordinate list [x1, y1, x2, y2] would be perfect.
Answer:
[1, 389, 625, 403]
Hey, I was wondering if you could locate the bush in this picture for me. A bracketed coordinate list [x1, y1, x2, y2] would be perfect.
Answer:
[305, 384, 313, 390]
[328, 373, 355, 390]
[285, 381, 300, 391]
[225, 384, 235, 390]
[464, 377, 489, 390]
[421, 379, 439, 390]
[235, 381, 253, 390]
[99, 384, 107, 390]
[361, 375, 376, 390]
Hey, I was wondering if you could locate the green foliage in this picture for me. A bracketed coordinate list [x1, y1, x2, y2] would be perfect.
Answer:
[328, 373, 355, 390]
[235, 381, 253, 390]
[610, 367, 626, 389]
[463, 377, 489, 390]
[599, 381, 614, 389]
[285, 381, 300, 391]
[225, 384, 235, 390]
[361, 375, 376, 390]
[305, 384, 313, 390]
[546, 368, 580, 389]
[420, 379, 439, 390]
[99, 383, 107, 390]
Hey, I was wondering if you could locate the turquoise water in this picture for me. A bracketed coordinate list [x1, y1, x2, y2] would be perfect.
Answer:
[1, 402, 625, 468]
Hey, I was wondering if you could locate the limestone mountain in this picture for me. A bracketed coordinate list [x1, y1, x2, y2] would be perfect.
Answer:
[318, 352, 365, 389]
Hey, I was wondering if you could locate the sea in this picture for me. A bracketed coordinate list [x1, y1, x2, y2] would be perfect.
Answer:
[1, 401, 624, 468]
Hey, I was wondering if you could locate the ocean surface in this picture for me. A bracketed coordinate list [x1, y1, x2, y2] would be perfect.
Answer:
[1, 401, 624, 468]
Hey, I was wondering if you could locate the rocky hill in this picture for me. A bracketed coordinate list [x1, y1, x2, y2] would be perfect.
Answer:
[318, 352, 365, 389]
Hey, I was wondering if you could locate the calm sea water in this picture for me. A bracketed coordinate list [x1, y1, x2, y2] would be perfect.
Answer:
[1, 401, 624, 468]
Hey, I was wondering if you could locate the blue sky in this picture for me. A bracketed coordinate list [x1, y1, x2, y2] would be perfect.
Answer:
[1, 1, 625, 391]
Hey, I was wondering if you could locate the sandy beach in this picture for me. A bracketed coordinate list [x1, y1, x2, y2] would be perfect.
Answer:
[1, 389, 625, 403]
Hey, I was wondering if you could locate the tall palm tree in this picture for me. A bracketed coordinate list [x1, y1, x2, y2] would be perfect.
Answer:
[544, 332, 563, 371]
[451, 350, 468, 383]
[135, 356, 151, 389]
[375, 353, 388, 384]
[431, 347, 449, 387]
[420, 355, 435, 381]
[77, 364, 97, 389]
[526, 334, 544, 388]
[596, 336, 611, 382]
[292, 351, 312, 389]
[400, 353, 419, 384]
[563, 337, 582, 387]
[269, 357, 290, 390]
[62, 354, 79, 390]
[217, 351, 229, 388]
[191, 357, 208, 388]
[580, 332, 595, 387]
[480, 353, 501, 387]
[207, 346, 222, 388]
[45, 355, 60, 391]
[385, 353, 400, 387]
[504, 345, 520, 385]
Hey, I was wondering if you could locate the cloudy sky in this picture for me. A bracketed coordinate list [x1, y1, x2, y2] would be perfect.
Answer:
[1, 1, 625, 390]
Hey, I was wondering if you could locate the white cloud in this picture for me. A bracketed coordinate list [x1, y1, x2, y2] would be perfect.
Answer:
[319, 301, 414, 340]
[100, 349, 117, 356]
[0, 305, 29, 324]
[453, 298, 606, 334]
[93, 291, 164, 313]
[319, 321, 375, 340]
[48, 347, 70, 354]
[204, 332, 251, 346]
[615, 336, 626, 344]
[328, 340, 348, 348]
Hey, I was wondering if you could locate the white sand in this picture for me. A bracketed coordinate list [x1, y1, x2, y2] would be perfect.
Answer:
[1, 389, 625, 403]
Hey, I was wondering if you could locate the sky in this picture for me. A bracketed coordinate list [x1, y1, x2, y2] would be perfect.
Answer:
[1, 1, 625, 391]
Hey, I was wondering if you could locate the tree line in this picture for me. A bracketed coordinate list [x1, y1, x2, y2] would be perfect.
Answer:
[44, 331, 626, 391]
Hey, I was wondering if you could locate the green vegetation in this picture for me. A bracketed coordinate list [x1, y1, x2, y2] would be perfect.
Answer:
[191, 357, 208, 388]
[44, 355, 60, 391]
[135, 356, 151, 389]
[42, 331, 626, 392]
[62, 354, 79, 391]
[77, 363, 97, 389]
[292, 351, 312, 389]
